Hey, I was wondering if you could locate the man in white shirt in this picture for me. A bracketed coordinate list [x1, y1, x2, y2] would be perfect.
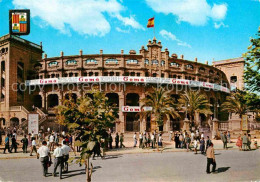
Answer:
[61, 141, 72, 172]
[53, 143, 65, 177]
[37, 141, 51, 177]
[49, 134, 54, 151]
[133, 132, 137, 147]
[30, 137, 37, 156]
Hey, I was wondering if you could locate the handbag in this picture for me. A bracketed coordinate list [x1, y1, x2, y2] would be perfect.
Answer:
[47, 160, 53, 167]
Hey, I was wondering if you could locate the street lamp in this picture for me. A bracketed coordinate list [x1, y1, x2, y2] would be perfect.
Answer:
[212, 102, 219, 122]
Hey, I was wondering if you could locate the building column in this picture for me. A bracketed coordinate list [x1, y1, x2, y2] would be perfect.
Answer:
[118, 92, 125, 133]
[140, 92, 146, 132]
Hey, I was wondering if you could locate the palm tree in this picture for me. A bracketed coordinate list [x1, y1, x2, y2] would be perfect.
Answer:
[178, 90, 212, 130]
[140, 87, 180, 131]
[221, 91, 247, 118]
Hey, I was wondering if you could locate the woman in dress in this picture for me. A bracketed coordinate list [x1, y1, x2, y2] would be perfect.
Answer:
[200, 137, 205, 154]
[236, 135, 242, 151]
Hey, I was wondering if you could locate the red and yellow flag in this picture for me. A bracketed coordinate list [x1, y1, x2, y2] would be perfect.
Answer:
[147, 17, 154, 28]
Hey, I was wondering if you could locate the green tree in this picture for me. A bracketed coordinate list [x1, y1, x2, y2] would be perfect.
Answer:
[221, 91, 247, 119]
[56, 90, 116, 182]
[243, 27, 260, 92]
[139, 87, 179, 130]
[178, 90, 212, 129]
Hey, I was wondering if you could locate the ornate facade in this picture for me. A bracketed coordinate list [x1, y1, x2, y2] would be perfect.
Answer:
[0, 34, 230, 132]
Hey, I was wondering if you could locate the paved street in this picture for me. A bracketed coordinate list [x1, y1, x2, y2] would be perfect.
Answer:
[0, 150, 259, 182]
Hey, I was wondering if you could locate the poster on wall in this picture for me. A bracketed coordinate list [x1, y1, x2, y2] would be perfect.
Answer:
[28, 114, 39, 134]
[241, 115, 248, 131]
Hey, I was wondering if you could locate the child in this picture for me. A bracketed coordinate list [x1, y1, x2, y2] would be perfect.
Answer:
[253, 137, 258, 149]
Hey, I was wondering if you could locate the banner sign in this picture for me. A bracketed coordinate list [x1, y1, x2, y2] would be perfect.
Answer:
[9, 9, 30, 35]
[122, 106, 153, 112]
[28, 114, 39, 134]
[241, 115, 248, 131]
[25, 76, 230, 93]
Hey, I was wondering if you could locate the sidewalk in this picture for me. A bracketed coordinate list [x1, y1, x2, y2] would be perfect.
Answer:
[0, 139, 247, 160]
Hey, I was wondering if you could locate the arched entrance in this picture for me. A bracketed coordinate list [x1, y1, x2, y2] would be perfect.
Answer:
[106, 93, 119, 131]
[10, 117, 19, 127]
[33, 95, 42, 108]
[47, 94, 59, 108]
[126, 113, 140, 131]
[0, 118, 5, 128]
[126, 93, 140, 131]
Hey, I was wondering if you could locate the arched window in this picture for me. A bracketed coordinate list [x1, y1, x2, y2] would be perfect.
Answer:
[89, 72, 94, 76]
[126, 59, 138, 64]
[199, 67, 205, 73]
[186, 64, 194, 70]
[66, 60, 77, 65]
[110, 72, 114, 76]
[151, 60, 158, 65]
[152, 73, 157, 77]
[209, 70, 214, 75]
[69, 72, 73, 77]
[105, 59, 118, 64]
[230, 76, 237, 83]
[130, 72, 135, 76]
[125, 72, 129, 76]
[85, 59, 97, 64]
[161, 60, 165, 65]
[170, 62, 179, 67]
[1, 61, 5, 72]
[48, 61, 58, 67]
[145, 59, 149, 65]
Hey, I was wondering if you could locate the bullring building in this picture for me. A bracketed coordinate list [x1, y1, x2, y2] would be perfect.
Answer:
[0, 34, 235, 133]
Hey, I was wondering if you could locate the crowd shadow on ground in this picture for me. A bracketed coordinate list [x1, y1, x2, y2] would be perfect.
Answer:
[217, 167, 230, 173]
[61, 166, 102, 179]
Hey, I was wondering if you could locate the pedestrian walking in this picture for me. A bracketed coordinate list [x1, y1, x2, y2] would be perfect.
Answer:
[200, 137, 205, 154]
[75, 134, 81, 152]
[223, 132, 228, 149]
[49, 134, 55, 151]
[61, 141, 72, 172]
[37, 141, 51, 177]
[191, 131, 195, 143]
[119, 133, 125, 148]
[10, 135, 18, 153]
[242, 133, 248, 151]
[21, 135, 29, 153]
[30, 137, 37, 156]
[247, 134, 251, 150]
[53, 143, 64, 177]
[158, 134, 163, 147]
[227, 131, 231, 143]
[174, 133, 179, 148]
[151, 133, 155, 148]
[206, 143, 217, 174]
[0, 129, 2, 145]
[133, 132, 137, 147]
[115, 133, 119, 148]
[3, 134, 11, 154]
[185, 135, 191, 151]
[179, 134, 184, 148]
[139, 132, 143, 148]
[147, 133, 151, 147]
[143, 133, 147, 148]
[108, 133, 113, 149]
[206, 136, 211, 150]
[253, 137, 258, 149]
[194, 138, 198, 154]
[236, 135, 242, 151]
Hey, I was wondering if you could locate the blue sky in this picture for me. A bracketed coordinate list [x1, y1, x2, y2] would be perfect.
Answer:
[0, 0, 259, 64]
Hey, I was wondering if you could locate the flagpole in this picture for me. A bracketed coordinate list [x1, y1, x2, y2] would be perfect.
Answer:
[153, 16, 155, 38]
